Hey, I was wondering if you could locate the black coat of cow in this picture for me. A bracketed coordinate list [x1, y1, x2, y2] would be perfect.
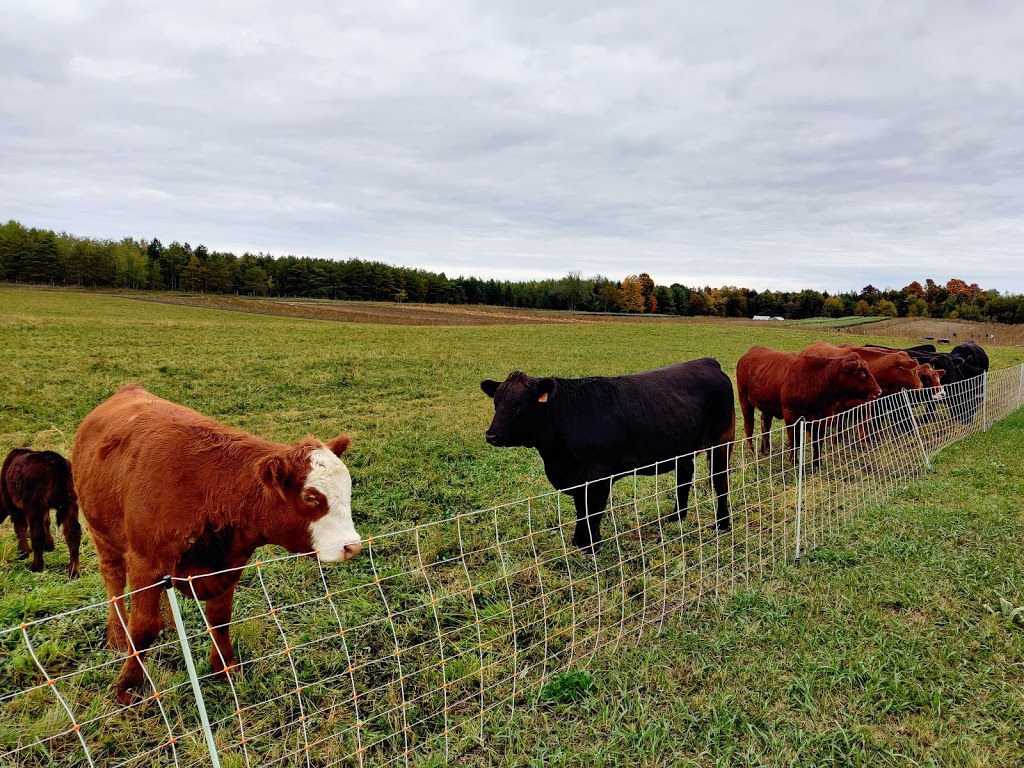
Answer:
[480, 358, 735, 552]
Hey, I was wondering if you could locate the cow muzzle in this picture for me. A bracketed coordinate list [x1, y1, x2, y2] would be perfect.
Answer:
[317, 540, 362, 563]
[485, 430, 503, 446]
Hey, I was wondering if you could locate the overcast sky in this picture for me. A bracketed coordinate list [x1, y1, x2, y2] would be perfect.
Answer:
[2, 1, 1022, 292]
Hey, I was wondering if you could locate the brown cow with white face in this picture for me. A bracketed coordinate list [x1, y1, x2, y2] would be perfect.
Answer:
[73, 384, 361, 704]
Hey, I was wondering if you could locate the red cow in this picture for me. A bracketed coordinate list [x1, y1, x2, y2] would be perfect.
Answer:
[802, 342, 928, 438]
[73, 384, 362, 704]
[1, 449, 82, 577]
[801, 343, 925, 395]
[737, 346, 881, 466]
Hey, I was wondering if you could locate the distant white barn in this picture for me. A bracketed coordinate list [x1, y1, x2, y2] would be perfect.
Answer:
[752, 315, 785, 321]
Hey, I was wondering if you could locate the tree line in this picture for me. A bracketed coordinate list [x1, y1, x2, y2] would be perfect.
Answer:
[2, 219, 1023, 323]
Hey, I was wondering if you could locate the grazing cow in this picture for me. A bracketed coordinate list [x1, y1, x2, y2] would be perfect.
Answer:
[73, 384, 361, 704]
[0, 449, 81, 577]
[737, 346, 881, 466]
[801, 343, 925, 396]
[480, 359, 735, 552]
[866, 344, 985, 423]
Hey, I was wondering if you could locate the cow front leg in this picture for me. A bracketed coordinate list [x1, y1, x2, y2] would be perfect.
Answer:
[204, 583, 240, 677]
[115, 572, 165, 705]
[570, 480, 611, 553]
[667, 455, 696, 523]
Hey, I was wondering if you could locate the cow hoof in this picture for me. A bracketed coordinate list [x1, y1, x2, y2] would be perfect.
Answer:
[29, 560, 43, 573]
[115, 680, 143, 706]
[715, 522, 731, 533]
[44, 541, 56, 552]
[16, 550, 29, 560]
[69, 564, 80, 580]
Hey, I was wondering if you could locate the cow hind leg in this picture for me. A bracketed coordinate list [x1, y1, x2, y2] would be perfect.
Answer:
[11, 510, 31, 557]
[709, 444, 731, 531]
[27, 506, 48, 572]
[43, 510, 55, 551]
[114, 573, 165, 705]
[570, 480, 611, 554]
[95, 543, 130, 651]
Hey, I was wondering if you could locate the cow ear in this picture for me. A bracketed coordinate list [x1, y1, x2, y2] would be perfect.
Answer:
[535, 378, 556, 403]
[258, 454, 290, 501]
[935, 368, 946, 379]
[480, 380, 500, 398]
[327, 433, 351, 457]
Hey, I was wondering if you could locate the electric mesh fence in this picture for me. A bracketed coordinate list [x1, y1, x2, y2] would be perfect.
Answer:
[3, 366, 1022, 767]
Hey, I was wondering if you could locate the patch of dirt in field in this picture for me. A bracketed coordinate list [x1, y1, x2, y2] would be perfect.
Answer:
[833, 317, 1024, 347]
[122, 294, 608, 326]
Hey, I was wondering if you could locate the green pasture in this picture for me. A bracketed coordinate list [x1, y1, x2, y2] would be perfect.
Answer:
[1, 286, 1023, 767]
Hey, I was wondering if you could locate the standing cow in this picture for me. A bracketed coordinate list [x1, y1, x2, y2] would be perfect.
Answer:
[1, 449, 82, 577]
[480, 359, 735, 552]
[73, 384, 362, 704]
[737, 346, 882, 466]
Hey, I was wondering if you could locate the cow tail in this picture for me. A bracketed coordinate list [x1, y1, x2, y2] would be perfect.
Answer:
[51, 455, 75, 526]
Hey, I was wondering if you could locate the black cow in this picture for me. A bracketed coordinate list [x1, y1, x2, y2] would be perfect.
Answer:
[952, 341, 989, 373]
[480, 359, 735, 552]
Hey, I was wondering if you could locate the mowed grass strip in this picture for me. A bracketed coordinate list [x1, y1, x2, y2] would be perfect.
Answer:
[2, 287, 1023, 766]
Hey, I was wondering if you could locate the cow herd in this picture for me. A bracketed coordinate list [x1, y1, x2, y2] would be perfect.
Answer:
[0, 339, 990, 704]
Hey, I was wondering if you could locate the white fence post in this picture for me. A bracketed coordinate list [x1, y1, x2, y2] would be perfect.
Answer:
[982, 371, 989, 432]
[902, 389, 931, 470]
[165, 577, 223, 768]
[1017, 364, 1023, 412]
[794, 419, 805, 562]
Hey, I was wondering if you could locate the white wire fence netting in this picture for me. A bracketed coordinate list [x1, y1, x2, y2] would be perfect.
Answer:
[2, 365, 1022, 767]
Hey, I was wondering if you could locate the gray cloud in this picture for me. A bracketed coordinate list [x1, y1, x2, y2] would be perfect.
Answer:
[1, 0, 1022, 291]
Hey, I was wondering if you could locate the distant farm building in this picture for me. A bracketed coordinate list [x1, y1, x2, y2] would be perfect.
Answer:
[752, 315, 785, 321]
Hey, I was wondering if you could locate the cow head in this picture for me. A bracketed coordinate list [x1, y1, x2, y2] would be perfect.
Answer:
[258, 434, 361, 563]
[834, 353, 882, 408]
[480, 371, 556, 448]
[917, 364, 946, 401]
[882, 352, 924, 393]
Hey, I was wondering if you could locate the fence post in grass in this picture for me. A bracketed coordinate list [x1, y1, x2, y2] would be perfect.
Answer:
[794, 419, 805, 562]
[165, 577, 223, 768]
[902, 389, 931, 471]
[1018, 364, 1024, 412]
[982, 371, 989, 432]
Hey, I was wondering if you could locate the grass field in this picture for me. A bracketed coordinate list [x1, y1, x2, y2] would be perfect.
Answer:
[2, 285, 1023, 767]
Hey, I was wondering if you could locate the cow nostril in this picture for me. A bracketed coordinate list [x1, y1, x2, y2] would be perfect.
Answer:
[343, 542, 361, 559]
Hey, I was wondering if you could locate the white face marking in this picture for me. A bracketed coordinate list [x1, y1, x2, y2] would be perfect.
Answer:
[305, 448, 360, 562]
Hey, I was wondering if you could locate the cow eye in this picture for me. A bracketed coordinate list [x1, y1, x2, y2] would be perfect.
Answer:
[301, 492, 320, 507]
